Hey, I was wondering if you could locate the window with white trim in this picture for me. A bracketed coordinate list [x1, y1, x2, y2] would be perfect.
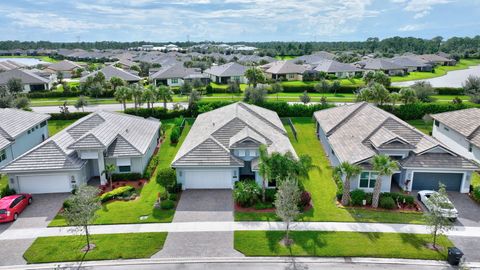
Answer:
[249, 150, 256, 157]
[0, 149, 6, 162]
[359, 172, 378, 188]
[171, 78, 178, 84]
[238, 150, 246, 156]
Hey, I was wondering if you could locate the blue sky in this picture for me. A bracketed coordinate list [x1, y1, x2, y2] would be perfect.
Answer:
[0, 0, 479, 42]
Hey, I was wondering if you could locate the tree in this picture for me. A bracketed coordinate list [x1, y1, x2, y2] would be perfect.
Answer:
[109, 76, 125, 92]
[156, 85, 173, 110]
[258, 145, 272, 202]
[87, 83, 103, 99]
[271, 82, 283, 101]
[331, 80, 341, 95]
[129, 83, 144, 110]
[139, 61, 152, 77]
[389, 92, 401, 107]
[356, 83, 390, 105]
[299, 91, 311, 104]
[74, 95, 89, 112]
[6, 78, 23, 95]
[101, 163, 116, 190]
[371, 154, 398, 208]
[14, 96, 30, 109]
[188, 89, 202, 111]
[314, 79, 330, 94]
[425, 184, 454, 249]
[179, 81, 193, 95]
[275, 177, 301, 246]
[192, 78, 204, 91]
[227, 80, 240, 100]
[142, 86, 156, 109]
[399, 87, 417, 104]
[114, 86, 132, 111]
[62, 185, 100, 252]
[363, 71, 391, 87]
[334, 161, 362, 206]
[412, 81, 436, 102]
[463, 75, 480, 104]
[244, 85, 267, 105]
[244, 67, 265, 88]
[56, 71, 64, 84]
[156, 168, 177, 191]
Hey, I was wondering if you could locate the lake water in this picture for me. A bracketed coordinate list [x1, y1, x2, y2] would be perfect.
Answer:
[0, 58, 48, 66]
[392, 65, 480, 88]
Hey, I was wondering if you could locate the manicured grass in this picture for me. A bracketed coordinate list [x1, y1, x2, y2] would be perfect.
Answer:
[407, 120, 433, 135]
[49, 119, 191, 226]
[234, 231, 451, 260]
[235, 118, 425, 224]
[391, 59, 480, 82]
[48, 119, 76, 136]
[275, 55, 296, 60]
[23, 232, 167, 263]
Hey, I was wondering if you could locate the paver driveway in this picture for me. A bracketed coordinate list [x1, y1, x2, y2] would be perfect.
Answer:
[0, 193, 68, 266]
[154, 189, 243, 258]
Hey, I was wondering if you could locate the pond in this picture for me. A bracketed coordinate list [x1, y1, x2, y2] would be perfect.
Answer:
[392, 65, 480, 88]
[0, 57, 48, 66]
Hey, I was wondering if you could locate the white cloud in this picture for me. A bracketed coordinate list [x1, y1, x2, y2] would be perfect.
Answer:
[398, 23, 427, 31]
[394, 0, 451, 18]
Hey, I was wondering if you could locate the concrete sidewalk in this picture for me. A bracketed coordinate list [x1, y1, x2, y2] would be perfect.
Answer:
[2, 221, 480, 240]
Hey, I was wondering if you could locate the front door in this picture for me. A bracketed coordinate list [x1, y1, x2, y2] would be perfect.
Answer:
[240, 161, 254, 179]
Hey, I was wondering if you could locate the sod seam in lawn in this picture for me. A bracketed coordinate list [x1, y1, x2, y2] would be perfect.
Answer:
[234, 231, 451, 260]
[23, 232, 167, 263]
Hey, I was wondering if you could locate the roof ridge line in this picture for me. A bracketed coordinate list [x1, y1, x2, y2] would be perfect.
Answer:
[326, 102, 368, 136]
[237, 103, 286, 135]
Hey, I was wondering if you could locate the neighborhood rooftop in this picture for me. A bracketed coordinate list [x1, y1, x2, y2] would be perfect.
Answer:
[204, 62, 247, 77]
[0, 108, 50, 150]
[80, 65, 141, 82]
[431, 108, 480, 148]
[0, 69, 50, 85]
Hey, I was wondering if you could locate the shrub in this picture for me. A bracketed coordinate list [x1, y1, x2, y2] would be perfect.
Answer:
[49, 112, 90, 120]
[472, 186, 480, 202]
[404, 195, 415, 206]
[233, 180, 261, 207]
[111, 173, 142, 181]
[254, 202, 274, 210]
[379, 103, 477, 120]
[170, 126, 181, 144]
[62, 199, 73, 210]
[160, 200, 175, 210]
[365, 192, 373, 205]
[159, 190, 170, 200]
[299, 191, 311, 208]
[0, 185, 16, 198]
[144, 155, 160, 179]
[265, 188, 277, 203]
[336, 192, 343, 202]
[100, 186, 135, 202]
[156, 168, 176, 190]
[169, 194, 178, 201]
[350, 189, 366, 206]
[379, 196, 396, 209]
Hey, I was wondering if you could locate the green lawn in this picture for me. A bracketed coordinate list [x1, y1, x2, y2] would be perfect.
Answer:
[391, 59, 480, 82]
[0, 55, 58, 63]
[23, 232, 167, 263]
[49, 119, 191, 226]
[48, 119, 76, 136]
[275, 55, 296, 60]
[235, 118, 425, 224]
[234, 231, 451, 260]
[407, 120, 433, 135]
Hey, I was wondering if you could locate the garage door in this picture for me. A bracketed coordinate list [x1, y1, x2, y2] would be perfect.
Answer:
[412, 172, 463, 191]
[18, 174, 71, 194]
[184, 170, 232, 189]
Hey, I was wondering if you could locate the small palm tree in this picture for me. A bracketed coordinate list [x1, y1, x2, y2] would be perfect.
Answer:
[156, 85, 173, 110]
[371, 154, 399, 208]
[143, 86, 157, 109]
[129, 83, 144, 110]
[114, 86, 132, 111]
[334, 161, 362, 206]
[258, 145, 271, 202]
[101, 163, 116, 190]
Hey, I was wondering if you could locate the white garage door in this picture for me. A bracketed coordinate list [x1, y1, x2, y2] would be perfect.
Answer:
[18, 174, 71, 194]
[184, 170, 232, 189]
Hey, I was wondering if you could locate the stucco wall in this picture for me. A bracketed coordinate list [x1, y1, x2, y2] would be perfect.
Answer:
[316, 122, 340, 167]
[432, 122, 480, 163]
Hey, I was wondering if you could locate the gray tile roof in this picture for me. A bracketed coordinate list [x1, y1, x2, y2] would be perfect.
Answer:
[313, 60, 362, 73]
[390, 56, 431, 68]
[0, 108, 50, 140]
[229, 127, 267, 148]
[400, 153, 478, 170]
[172, 102, 296, 167]
[149, 63, 201, 80]
[262, 61, 307, 74]
[292, 51, 336, 63]
[80, 65, 141, 82]
[204, 62, 247, 77]
[313, 102, 476, 170]
[1, 111, 160, 173]
[431, 108, 480, 148]
[46, 60, 82, 71]
[0, 69, 50, 85]
[0, 60, 25, 71]
[356, 58, 406, 71]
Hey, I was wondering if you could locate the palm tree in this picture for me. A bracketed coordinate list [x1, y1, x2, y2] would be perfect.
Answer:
[110, 76, 125, 92]
[74, 95, 89, 112]
[143, 86, 156, 109]
[258, 144, 271, 202]
[129, 83, 144, 110]
[156, 85, 173, 110]
[114, 86, 132, 111]
[371, 154, 399, 208]
[334, 161, 362, 206]
[244, 67, 265, 88]
[101, 163, 116, 190]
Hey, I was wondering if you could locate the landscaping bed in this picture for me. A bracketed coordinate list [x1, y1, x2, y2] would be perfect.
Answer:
[23, 233, 167, 263]
[234, 231, 452, 260]
[335, 189, 422, 213]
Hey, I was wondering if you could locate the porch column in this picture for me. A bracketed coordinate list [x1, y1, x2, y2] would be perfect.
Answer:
[98, 151, 107, 185]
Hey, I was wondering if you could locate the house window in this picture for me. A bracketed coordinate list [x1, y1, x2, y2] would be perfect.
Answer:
[0, 149, 6, 162]
[118, 166, 131, 172]
[434, 120, 439, 127]
[389, 155, 403, 160]
[171, 78, 178, 84]
[249, 150, 256, 157]
[238, 150, 246, 156]
[359, 172, 378, 188]
[233, 170, 237, 178]
[36, 125, 39, 130]
[331, 149, 335, 156]
[40, 121, 46, 128]
[444, 126, 449, 132]
[469, 143, 473, 152]
[288, 74, 295, 79]
[27, 130, 31, 134]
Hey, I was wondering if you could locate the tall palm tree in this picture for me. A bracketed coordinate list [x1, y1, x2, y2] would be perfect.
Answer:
[129, 83, 144, 110]
[143, 86, 156, 109]
[334, 161, 362, 206]
[155, 85, 173, 110]
[114, 86, 132, 111]
[101, 163, 116, 190]
[258, 144, 271, 202]
[371, 154, 399, 208]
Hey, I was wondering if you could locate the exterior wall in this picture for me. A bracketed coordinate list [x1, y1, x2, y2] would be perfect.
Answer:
[11, 123, 48, 158]
[377, 149, 410, 159]
[166, 78, 184, 87]
[232, 148, 258, 161]
[401, 168, 472, 193]
[0, 145, 14, 168]
[174, 167, 240, 188]
[141, 132, 160, 173]
[333, 71, 357, 78]
[432, 121, 480, 163]
[350, 172, 392, 193]
[316, 122, 340, 167]
[7, 169, 83, 193]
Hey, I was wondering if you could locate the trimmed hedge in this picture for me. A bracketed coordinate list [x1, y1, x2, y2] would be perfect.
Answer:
[160, 199, 175, 210]
[28, 91, 83, 99]
[143, 155, 160, 179]
[380, 103, 478, 120]
[49, 112, 90, 120]
[111, 173, 142, 181]
[100, 186, 135, 202]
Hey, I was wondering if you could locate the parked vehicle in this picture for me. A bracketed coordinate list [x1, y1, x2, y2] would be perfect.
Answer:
[0, 194, 32, 223]
[417, 190, 458, 221]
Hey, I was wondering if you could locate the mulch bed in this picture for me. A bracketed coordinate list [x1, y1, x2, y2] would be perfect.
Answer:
[99, 179, 148, 194]
[337, 200, 423, 213]
[235, 203, 312, 213]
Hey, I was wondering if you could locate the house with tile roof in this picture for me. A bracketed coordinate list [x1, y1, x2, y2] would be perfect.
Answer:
[0, 109, 50, 169]
[0, 69, 55, 92]
[311, 59, 364, 78]
[314, 102, 477, 193]
[45, 60, 83, 78]
[431, 108, 480, 164]
[80, 65, 141, 84]
[260, 61, 308, 81]
[204, 62, 248, 84]
[355, 58, 408, 76]
[149, 63, 209, 87]
[172, 102, 296, 189]
[1, 111, 161, 194]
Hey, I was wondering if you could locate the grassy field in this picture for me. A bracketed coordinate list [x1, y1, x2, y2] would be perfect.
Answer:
[48, 119, 76, 136]
[391, 59, 480, 82]
[234, 231, 451, 260]
[0, 55, 58, 63]
[49, 119, 191, 226]
[235, 118, 425, 224]
[23, 232, 167, 263]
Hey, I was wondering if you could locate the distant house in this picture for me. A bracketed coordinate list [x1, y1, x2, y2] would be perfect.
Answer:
[390, 56, 433, 72]
[80, 65, 142, 84]
[0, 69, 54, 92]
[113, 59, 139, 70]
[149, 63, 209, 87]
[418, 54, 456, 66]
[204, 62, 248, 84]
[1, 111, 161, 194]
[311, 60, 363, 78]
[314, 102, 477, 193]
[355, 58, 407, 76]
[0, 60, 26, 72]
[45, 60, 83, 78]
[292, 51, 336, 64]
[261, 61, 307, 81]
[431, 108, 480, 164]
[0, 109, 50, 169]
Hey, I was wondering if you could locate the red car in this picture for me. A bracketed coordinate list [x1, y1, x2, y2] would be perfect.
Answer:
[0, 194, 32, 223]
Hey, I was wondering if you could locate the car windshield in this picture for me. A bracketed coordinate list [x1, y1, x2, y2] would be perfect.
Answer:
[0, 209, 6, 214]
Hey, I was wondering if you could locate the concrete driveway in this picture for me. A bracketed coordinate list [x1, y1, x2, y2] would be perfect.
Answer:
[154, 189, 243, 258]
[447, 192, 480, 227]
[0, 193, 69, 266]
